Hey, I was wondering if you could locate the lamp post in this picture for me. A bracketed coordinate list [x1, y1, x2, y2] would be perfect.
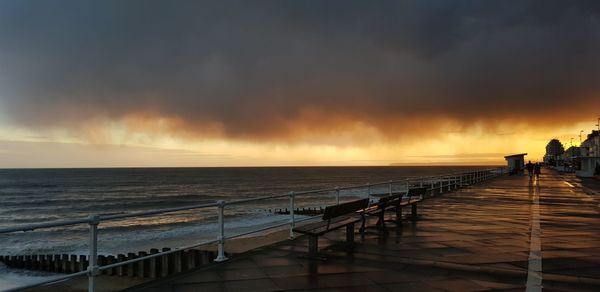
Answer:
[596, 117, 600, 156]
[580, 130, 584, 144]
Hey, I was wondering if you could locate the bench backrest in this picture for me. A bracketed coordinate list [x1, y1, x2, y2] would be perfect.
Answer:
[407, 187, 427, 198]
[378, 192, 403, 204]
[322, 198, 370, 220]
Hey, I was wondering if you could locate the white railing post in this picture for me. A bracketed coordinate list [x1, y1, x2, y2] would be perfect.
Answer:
[335, 187, 340, 205]
[439, 177, 443, 193]
[388, 181, 393, 196]
[289, 191, 295, 239]
[419, 178, 423, 188]
[367, 183, 371, 198]
[405, 179, 409, 192]
[87, 215, 99, 292]
[215, 200, 228, 262]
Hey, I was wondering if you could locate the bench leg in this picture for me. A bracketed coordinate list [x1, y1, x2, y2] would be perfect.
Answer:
[359, 215, 366, 234]
[376, 210, 384, 227]
[308, 235, 318, 257]
[346, 223, 355, 243]
[396, 205, 402, 223]
[411, 203, 418, 221]
[376, 210, 388, 231]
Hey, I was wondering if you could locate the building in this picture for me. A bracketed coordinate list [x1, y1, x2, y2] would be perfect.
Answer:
[544, 139, 564, 166]
[576, 130, 600, 177]
[560, 146, 581, 172]
[504, 153, 527, 175]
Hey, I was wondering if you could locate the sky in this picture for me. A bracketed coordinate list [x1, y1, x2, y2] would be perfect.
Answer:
[1, 0, 599, 168]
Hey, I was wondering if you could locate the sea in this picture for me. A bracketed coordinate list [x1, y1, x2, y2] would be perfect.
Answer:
[0, 166, 494, 289]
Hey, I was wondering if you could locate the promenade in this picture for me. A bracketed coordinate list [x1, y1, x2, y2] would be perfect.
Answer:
[129, 169, 600, 292]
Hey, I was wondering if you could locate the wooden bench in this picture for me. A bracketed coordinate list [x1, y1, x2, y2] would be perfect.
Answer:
[360, 192, 404, 232]
[361, 187, 427, 232]
[293, 198, 369, 257]
[404, 187, 426, 221]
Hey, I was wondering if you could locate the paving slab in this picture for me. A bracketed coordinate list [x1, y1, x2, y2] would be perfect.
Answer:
[128, 170, 600, 291]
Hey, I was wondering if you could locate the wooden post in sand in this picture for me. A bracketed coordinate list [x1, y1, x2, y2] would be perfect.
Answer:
[106, 255, 115, 276]
[61, 254, 69, 272]
[69, 255, 77, 273]
[137, 251, 147, 277]
[16, 255, 24, 269]
[78, 255, 87, 272]
[52, 255, 60, 272]
[116, 254, 125, 276]
[148, 249, 159, 278]
[27, 255, 36, 270]
[45, 254, 54, 271]
[24, 255, 32, 269]
[126, 253, 136, 277]
[184, 250, 195, 270]
[170, 250, 181, 274]
[97, 255, 106, 275]
[160, 248, 171, 277]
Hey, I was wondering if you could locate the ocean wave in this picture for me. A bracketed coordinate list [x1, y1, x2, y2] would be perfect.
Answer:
[0, 262, 62, 291]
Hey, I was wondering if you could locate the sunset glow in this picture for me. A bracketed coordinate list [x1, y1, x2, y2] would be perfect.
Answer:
[0, 118, 596, 167]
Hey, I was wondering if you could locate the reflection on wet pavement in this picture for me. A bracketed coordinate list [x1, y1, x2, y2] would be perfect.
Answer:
[130, 170, 600, 291]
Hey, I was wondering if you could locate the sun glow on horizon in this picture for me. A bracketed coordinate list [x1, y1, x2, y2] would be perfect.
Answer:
[1, 117, 596, 168]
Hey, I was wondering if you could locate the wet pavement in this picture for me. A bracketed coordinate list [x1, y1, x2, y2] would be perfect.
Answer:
[128, 170, 600, 292]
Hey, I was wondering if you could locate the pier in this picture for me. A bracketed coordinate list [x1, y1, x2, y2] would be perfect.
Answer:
[119, 169, 600, 291]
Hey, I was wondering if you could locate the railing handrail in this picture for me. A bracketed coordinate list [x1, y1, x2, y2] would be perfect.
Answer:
[0, 168, 502, 234]
[0, 167, 506, 292]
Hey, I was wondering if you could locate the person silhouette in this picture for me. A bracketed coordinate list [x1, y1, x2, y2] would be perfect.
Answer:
[526, 161, 534, 178]
[534, 163, 541, 180]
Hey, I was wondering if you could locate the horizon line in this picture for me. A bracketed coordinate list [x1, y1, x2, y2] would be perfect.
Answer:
[0, 163, 506, 170]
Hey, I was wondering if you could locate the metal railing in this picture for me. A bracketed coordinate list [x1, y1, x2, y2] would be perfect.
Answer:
[0, 167, 506, 292]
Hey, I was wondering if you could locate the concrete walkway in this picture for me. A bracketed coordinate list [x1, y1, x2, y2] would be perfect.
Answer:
[128, 170, 600, 292]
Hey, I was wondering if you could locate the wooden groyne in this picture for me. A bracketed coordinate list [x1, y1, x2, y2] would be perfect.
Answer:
[0, 248, 218, 278]
[269, 207, 324, 215]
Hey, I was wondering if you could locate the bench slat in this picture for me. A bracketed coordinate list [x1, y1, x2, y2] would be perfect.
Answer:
[293, 216, 361, 235]
[322, 198, 369, 220]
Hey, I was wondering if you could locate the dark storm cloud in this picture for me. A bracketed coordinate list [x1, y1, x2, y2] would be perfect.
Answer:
[1, 0, 599, 140]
